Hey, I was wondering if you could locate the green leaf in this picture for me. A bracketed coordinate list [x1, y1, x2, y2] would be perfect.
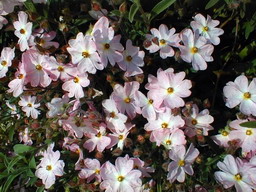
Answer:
[205, 0, 220, 9]
[240, 121, 256, 128]
[7, 156, 22, 173]
[36, 186, 45, 192]
[24, 0, 37, 12]
[29, 156, 36, 169]
[13, 144, 35, 154]
[128, 3, 139, 23]
[151, 0, 176, 19]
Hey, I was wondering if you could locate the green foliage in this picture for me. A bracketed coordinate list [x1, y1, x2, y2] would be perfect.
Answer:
[240, 121, 256, 128]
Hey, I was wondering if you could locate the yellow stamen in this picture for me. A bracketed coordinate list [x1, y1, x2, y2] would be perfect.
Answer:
[148, 99, 153, 104]
[96, 132, 102, 137]
[46, 165, 52, 171]
[234, 173, 242, 181]
[18, 74, 24, 79]
[166, 140, 172, 145]
[191, 119, 197, 125]
[118, 135, 124, 140]
[126, 55, 133, 62]
[243, 92, 251, 99]
[73, 77, 79, 83]
[191, 47, 198, 54]
[159, 39, 166, 45]
[221, 130, 228, 136]
[246, 129, 252, 136]
[57, 66, 64, 72]
[1, 60, 7, 66]
[161, 123, 168, 128]
[203, 26, 209, 31]
[27, 103, 32, 107]
[104, 43, 110, 49]
[124, 97, 131, 103]
[178, 160, 185, 167]
[110, 112, 115, 118]
[95, 169, 100, 174]
[82, 51, 90, 58]
[35, 64, 42, 70]
[20, 29, 26, 34]
[167, 87, 174, 94]
[117, 175, 124, 182]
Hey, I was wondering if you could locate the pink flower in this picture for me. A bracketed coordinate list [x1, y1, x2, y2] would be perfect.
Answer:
[18, 95, 40, 119]
[179, 29, 214, 70]
[229, 119, 256, 153]
[145, 24, 180, 59]
[102, 98, 127, 126]
[111, 81, 142, 119]
[144, 109, 185, 145]
[161, 129, 186, 150]
[19, 128, 32, 145]
[7, 62, 27, 97]
[183, 104, 214, 137]
[0, 47, 15, 78]
[223, 75, 256, 116]
[0, 0, 26, 15]
[214, 155, 256, 192]
[100, 156, 142, 192]
[167, 144, 199, 183]
[190, 13, 224, 45]
[35, 143, 65, 189]
[79, 158, 102, 183]
[83, 123, 111, 152]
[146, 68, 192, 109]
[117, 39, 145, 77]
[46, 95, 69, 118]
[22, 49, 56, 87]
[211, 129, 231, 148]
[29, 28, 59, 49]
[67, 32, 103, 74]
[92, 17, 124, 67]
[62, 70, 90, 99]
[13, 11, 32, 51]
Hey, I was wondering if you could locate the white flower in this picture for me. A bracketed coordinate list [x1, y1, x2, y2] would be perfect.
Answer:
[35, 143, 65, 189]
[18, 95, 40, 119]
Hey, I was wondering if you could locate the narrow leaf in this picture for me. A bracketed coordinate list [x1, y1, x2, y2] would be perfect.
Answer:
[151, 0, 176, 18]
[128, 3, 139, 23]
[13, 144, 35, 154]
[205, 0, 220, 9]
[240, 121, 256, 128]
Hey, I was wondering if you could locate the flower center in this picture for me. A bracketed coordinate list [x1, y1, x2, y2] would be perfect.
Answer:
[126, 55, 133, 62]
[234, 173, 242, 181]
[57, 66, 64, 72]
[161, 122, 168, 128]
[117, 175, 125, 182]
[75, 149, 80, 154]
[203, 26, 209, 31]
[20, 29, 26, 34]
[1, 60, 7, 66]
[104, 43, 110, 49]
[36, 64, 42, 70]
[159, 39, 166, 45]
[110, 112, 116, 118]
[178, 160, 185, 167]
[166, 140, 172, 145]
[191, 47, 198, 54]
[73, 77, 80, 83]
[191, 119, 197, 125]
[95, 169, 100, 174]
[221, 130, 228, 136]
[82, 51, 90, 58]
[148, 99, 153, 104]
[118, 135, 124, 140]
[124, 97, 131, 103]
[27, 103, 32, 107]
[167, 87, 174, 94]
[39, 38, 45, 46]
[46, 165, 52, 171]
[18, 74, 24, 79]
[246, 129, 253, 135]
[243, 92, 251, 99]
[96, 132, 102, 137]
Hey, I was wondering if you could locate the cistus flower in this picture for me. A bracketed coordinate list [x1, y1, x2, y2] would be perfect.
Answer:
[18, 95, 40, 119]
[100, 156, 142, 192]
[145, 24, 180, 59]
[190, 13, 224, 45]
[223, 75, 256, 116]
[214, 154, 256, 192]
[117, 39, 145, 77]
[0, 47, 15, 78]
[167, 144, 199, 183]
[179, 28, 214, 71]
[35, 143, 65, 189]
[13, 11, 33, 52]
